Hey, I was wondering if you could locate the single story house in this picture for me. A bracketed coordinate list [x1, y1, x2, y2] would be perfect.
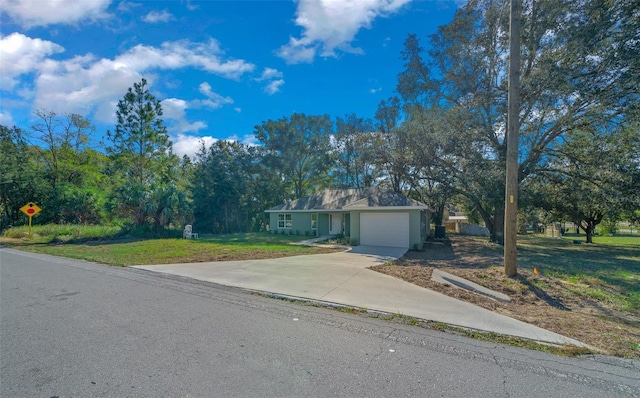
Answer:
[266, 187, 431, 249]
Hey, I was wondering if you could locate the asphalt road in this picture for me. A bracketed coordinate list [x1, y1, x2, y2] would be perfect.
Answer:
[1, 248, 639, 398]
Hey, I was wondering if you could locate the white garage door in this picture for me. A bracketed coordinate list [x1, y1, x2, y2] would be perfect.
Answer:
[360, 212, 410, 248]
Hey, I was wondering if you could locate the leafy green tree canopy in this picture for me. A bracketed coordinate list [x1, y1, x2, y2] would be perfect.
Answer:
[254, 113, 334, 199]
[106, 78, 182, 229]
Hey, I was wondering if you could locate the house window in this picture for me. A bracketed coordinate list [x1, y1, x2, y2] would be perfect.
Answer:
[311, 213, 318, 229]
[278, 213, 292, 229]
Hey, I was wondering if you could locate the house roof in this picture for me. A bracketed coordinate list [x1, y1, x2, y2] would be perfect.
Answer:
[266, 187, 430, 212]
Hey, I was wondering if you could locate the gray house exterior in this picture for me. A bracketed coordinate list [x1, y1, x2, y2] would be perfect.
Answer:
[266, 187, 431, 249]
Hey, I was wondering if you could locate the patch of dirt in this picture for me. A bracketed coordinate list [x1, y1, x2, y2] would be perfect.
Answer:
[370, 236, 640, 358]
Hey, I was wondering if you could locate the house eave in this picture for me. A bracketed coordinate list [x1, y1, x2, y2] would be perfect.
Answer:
[265, 206, 430, 213]
[344, 206, 431, 211]
[265, 209, 349, 213]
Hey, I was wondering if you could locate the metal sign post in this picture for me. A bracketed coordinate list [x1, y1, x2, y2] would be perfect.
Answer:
[19, 202, 42, 238]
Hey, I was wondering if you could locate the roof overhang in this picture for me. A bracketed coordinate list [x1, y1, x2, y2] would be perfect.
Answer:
[265, 209, 349, 213]
[266, 206, 430, 213]
[346, 206, 431, 211]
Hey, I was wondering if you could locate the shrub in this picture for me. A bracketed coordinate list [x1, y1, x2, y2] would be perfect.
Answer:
[1, 224, 123, 242]
[600, 217, 618, 236]
[3, 227, 28, 239]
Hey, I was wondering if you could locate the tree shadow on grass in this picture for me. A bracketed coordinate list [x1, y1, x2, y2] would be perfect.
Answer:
[420, 240, 456, 260]
[68, 236, 146, 245]
[519, 244, 639, 295]
[402, 236, 500, 268]
[514, 275, 569, 311]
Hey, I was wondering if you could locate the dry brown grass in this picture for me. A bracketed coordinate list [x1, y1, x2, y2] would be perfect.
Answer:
[370, 235, 640, 358]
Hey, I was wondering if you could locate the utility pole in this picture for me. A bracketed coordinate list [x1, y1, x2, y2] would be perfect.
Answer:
[504, 0, 521, 276]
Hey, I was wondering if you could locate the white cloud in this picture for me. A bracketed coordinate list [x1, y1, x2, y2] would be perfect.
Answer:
[255, 67, 284, 94]
[117, 2, 140, 12]
[114, 39, 254, 80]
[0, 110, 15, 126]
[0, 33, 64, 90]
[161, 83, 233, 136]
[277, 0, 411, 64]
[240, 134, 258, 146]
[184, 0, 199, 11]
[142, 10, 175, 23]
[234, 107, 242, 113]
[223, 134, 259, 146]
[161, 98, 188, 120]
[224, 134, 240, 142]
[1, 0, 111, 28]
[198, 82, 234, 108]
[162, 98, 208, 135]
[277, 37, 317, 64]
[256, 67, 283, 81]
[2, 34, 254, 122]
[264, 79, 285, 95]
[369, 87, 382, 94]
[172, 132, 258, 159]
[198, 82, 215, 96]
[172, 133, 217, 158]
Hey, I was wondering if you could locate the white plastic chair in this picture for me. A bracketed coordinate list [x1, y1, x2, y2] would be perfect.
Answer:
[183, 224, 198, 239]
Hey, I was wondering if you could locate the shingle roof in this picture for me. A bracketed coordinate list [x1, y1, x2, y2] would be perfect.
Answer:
[343, 190, 427, 208]
[267, 187, 429, 211]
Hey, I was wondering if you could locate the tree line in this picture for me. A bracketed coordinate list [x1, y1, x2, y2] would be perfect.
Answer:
[2, 0, 638, 242]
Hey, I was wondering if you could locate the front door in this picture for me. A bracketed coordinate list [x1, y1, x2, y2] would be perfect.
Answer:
[329, 213, 341, 235]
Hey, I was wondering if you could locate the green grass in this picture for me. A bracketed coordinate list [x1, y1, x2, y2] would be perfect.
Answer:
[1, 230, 338, 266]
[2, 224, 123, 242]
[430, 323, 594, 357]
[589, 235, 640, 245]
[517, 234, 640, 313]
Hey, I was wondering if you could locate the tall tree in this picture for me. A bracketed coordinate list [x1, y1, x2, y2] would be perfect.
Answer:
[192, 140, 266, 233]
[0, 125, 48, 230]
[528, 124, 640, 243]
[106, 78, 181, 229]
[392, 0, 639, 242]
[333, 114, 378, 188]
[254, 113, 334, 199]
[402, 107, 460, 226]
[31, 109, 95, 188]
[29, 110, 107, 224]
[373, 97, 412, 193]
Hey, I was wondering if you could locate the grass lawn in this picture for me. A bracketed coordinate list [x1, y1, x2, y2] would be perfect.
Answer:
[1, 231, 342, 266]
[518, 234, 640, 312]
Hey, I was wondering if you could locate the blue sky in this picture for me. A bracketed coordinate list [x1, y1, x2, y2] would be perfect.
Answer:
[0, 0, 459, 157]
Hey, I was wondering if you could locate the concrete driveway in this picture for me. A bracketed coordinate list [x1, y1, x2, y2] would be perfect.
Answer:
[134, 246, 588, 347]
[135, 246, 405, 300]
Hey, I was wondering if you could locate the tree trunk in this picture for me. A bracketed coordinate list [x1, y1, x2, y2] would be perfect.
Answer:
[581, 216, 603, 244]
[471, 199, 497, 243]
[582, 221, 596, 244]
[433, 203, 445, 226]
[224, 204, 229, 233]
[585, 228, 593, 243]
[492, 203, 505, 245]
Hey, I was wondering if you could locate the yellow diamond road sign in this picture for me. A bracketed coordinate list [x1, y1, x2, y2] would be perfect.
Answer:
[20, 202, 41, 216]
